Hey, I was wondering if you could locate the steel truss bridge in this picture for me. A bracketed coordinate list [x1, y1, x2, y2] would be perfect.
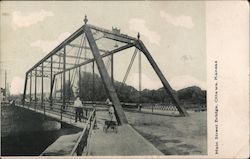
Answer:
[22, 16, 188, 125]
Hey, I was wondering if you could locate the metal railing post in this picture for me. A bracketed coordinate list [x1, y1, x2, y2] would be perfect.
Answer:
[61, 104, 63, 120]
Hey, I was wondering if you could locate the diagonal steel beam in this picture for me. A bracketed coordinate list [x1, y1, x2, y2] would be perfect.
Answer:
[26, 24, 135, 74]
[22, 73, 28, 104]
[135, 40, 189, 117]
[85, 25, 128, 125]
[27, 26, 85, 73]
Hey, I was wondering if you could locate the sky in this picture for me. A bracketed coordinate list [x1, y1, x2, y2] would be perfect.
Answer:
[0, 1, 206, 94]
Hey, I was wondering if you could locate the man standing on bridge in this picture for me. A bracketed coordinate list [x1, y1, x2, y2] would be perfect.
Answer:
[73, 97, 83, 122]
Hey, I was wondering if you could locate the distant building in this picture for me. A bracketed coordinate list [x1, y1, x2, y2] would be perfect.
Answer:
[1, 88, 6, 101]
[1, 85, 11, 102]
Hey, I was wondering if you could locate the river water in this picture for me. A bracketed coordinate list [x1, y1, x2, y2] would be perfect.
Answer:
[1, 105, 80, 156]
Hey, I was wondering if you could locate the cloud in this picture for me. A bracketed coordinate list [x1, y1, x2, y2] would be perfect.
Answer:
[11, 10, 54, 30]
[129, 18, 161, 45]
[31, 32, 71, 53]
[127, 73, 162, 90]
[160, 11, 194, 29]
[169, 75, 206, 90]
[10, 76, 24, 95]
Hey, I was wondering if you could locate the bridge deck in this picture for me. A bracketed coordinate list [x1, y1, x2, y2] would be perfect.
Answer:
[87, 111, 163, 156]
[15, 103, 163, 156]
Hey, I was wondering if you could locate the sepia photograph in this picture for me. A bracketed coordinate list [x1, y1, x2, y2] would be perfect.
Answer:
[1, 1, 247, 158]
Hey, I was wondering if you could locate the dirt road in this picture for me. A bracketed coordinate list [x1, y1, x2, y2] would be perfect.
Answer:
[125, 111, 207, 155]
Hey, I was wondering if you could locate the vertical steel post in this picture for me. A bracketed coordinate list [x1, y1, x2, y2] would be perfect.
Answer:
[79, 66, 81, 99]
[139, 51, 141, 105]
[35, 68, 37, 110]
[23, 73, 28, 106]
[29, 71, 32, 109]
[61, 74, 63, 100]
[92, 61, 95, 102]
[41, 63, 44, 114]
[84, 36, 87, 73]
[68, 70, 71, 101]
[50, 56, 53, 109]
[5, 70, 6, 99]
[63, 47, 66, 110]
[83, 36, 87, 102]
[111, 54, 114, 84]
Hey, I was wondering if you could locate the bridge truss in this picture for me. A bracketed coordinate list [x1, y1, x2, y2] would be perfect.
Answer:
[22, 16, 188, 125]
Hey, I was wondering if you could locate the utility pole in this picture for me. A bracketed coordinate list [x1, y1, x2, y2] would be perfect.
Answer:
[5, 70, 6, 93]
[4, 70, 7, 100]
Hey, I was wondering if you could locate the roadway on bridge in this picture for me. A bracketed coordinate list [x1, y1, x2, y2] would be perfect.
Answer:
[15, 103, 163, 156]
[86, 110, 163, 156]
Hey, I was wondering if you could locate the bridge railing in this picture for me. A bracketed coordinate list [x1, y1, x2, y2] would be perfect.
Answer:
[70, 108, 96, 156]
[1, 100, 10, 107]
[16, 99, 198, 119]
[16, 100, 94, 122]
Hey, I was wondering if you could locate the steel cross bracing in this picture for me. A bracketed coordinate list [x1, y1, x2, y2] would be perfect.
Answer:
[22, 16, 189, 125]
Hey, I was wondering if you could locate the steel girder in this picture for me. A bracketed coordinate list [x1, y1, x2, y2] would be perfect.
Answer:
[135, 40, 189, 117]
[85, 25, 128, 124]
